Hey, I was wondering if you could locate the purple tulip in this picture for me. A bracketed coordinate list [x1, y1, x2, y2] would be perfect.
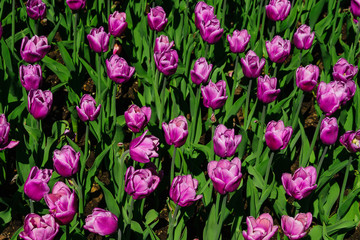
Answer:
[293, 25, 315, 50]
[340, 130, 360, 153]
[154, 49, 178, 76]
[162, 116, 188, 148]
[227, 29, 251, 53]
[265, 120, 293, 151]
[296, 64, 319, 92]
[201, 80, 228, 110]
[20, 36, 51, 63]
[207, 158, 242, 194]
[76, 94, 101, 122]
[19, 213, 59, 240]
[154, 35, 174, 54]
[169, 175, 203, 207]
[351, 0, 360, 22]
[147, 6, 168, 32]
[108, 11, 127, 37]
[332, 58, 358, 82]
[106, 55, 135, 84]
[257, 75, 280, 104]
[316, 81, 340, 116]
[66, 0, 86, 11]
[24, 166, 52, 201]
[194, 1, 214, 29]
[0, 22, 2, 39]
[53, 145, 80, 177]
[241, 50, 266, 78]
[282, 166, 317, 200]
[87, 26, 110, 53]
[19, 64, 43, 91]
[124, 164, 161, 200]
[28, 89, 53, 120]
[124, 104, 151, 133]
[26, 0, 46, 20]
[242, 213, 278, 240]
[190, 57, 213, 85]
[266, 0, 291, 21]
[199, 16, 224, 44]
[281, 213, 312, 240]
[320, 117, 339, 145]
[44, 181, 77, 225]
[333, 80, 356, 105]
[129, 130, 159, 163]
[213, 124, 242, 158]
[84, 208, 118, 236]
[266, 35, 291, 63]
[0, 114, 19, 151]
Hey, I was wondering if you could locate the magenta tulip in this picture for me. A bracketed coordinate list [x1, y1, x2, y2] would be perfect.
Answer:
[351, 0, 360, 22]
[108, 11, 127, 37]
[20, 213, 59, 240]
[242, 213, 278, 240]
[53, 145, 80, 177]
[282, 166, 317, 200]
[265, 120, 293, 151]
[340, 130, 360, 153]
[293, 25, 315, 50]
[332, 58, 358, 82]
[26, 0, 46, 20]
[106, 55, 135, 84]
[19, 64, 43, 91]
[266, 35, 291, 63]
[201, 80, 228, 110]
[170, 175, 203, 207]
[20, 35, 51, 63]
[190, 57, 213, 85]
[147, 6, 168, 32]
[28, 89, 53, 120]
[266, 0, 291, 21]
[129, 130, 159, 163]
[213, 124, 242, 158]
[194, 1, 214, 29]
[24, 166, 52, 201]
[154, 49, 178, 76]
[241, 50, 266, 78]
[296, 64, 319, 92]
[227, 29, 251, 53]
[257, 75, 280, 104]
[87, 26, 110, 53]
[84, 208, 118, 236]
[76, 94, 101, 122]
[124, 104, 151, 133]
[66, 0, 86, 11]
[281, 213, 312, 240]
[154, 35, 174, 54]
[198, 16, 224, 44]
[0, 114, 19, 151]
[320, 117, 338, 145]
[162, 116, 188, 148]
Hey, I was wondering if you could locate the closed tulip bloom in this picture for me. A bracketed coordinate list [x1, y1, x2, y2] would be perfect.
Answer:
[66, 0, 86, 11]
[296, 64, 319, 92]
[266, 35, 291, 63]
[87, 27, 110, 53]
[282, 166, 317, 200]
[241, 50, 266, 78]
[53, 145, 80, 177]
[265, 120, 293, 151]
[332, 58, 358, 82]
[20, 36, 51, 63]
[242, 213, 278, 240]
[170, 175, 203, 207]
[124, 165, 160, 200]
[190, 57, 213, 85]
[351, 0, 360, 21]
[266, 0, 291, 21]
[124, 104, 151, 133]
[106, 55, 135, 84]
[207, 158, 242, 194]
[201, 80, 228, 110]
[0, 114, 19, 151]
[213, 124, 242, 158]
[44, 181, 77, 225]
[281, 213, 312, 240]
[84, 208, 118, 236]
[316, 81, 340, 116]
[147, 6, 168, 32]
[76, 94, 101, 122]
[154, 35, 174, 54]
[24, 166, 52, 201]
[227, 29, 251, 53]
[162, 116, 188, 148]
[26, 0, 46, 20]
[28, 89, 53, 120]
[0, 22, 2, 39]
[199, 16, 224, 44]
[19, 213, 59, 240]
[19, 64, 43, 91]
[154, 49, 178, 76]
[108, 11, 127, 37]
[293, 25, 315, 50]
[194, 1, 214, 29]
[257, 75, 280, 104]
[129, 130, 159, 163]
[320, 117, 338, 145]
[340, 130, 360, 153]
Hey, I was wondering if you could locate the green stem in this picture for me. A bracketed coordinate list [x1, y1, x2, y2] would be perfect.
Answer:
[221, 0, 227, 29]
[128, 197, 134, 220]
[107, 0, 111, 17]
[191, 87, 201, 143]
[73, 13, 78, 67]
[71, 177, 84, 224]
[168, 205, 180, 240]
[34, 21, 38, 36]
[97, 53, 102, 102]
[256, 105, 267, 165]
[29, 199, 34, 213]
[303, 114, 324, 167]
[244, 79, 253, 129]
[257, 0, 265, 40]
[234, 55, 239, 82]
[316, 145, 328, 177]
[291, 90, 304, 130]
[204, 43, 209, 59]
[264, 151, 275, 188]
[66, 224, 70, 239]
[118, 229, 122, 240]
[118, 150, 129, 203]
[170, 147, 177, 185]
[339, 156, 353, 206]
[84, 122, 89, 161]
[11, 0, 15, 52]
[112, 82, 117, 129]
[259, 0, 267, 39]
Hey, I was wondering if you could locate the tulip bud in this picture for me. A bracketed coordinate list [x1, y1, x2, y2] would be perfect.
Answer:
[124, 104, 151, 133]
[20, 36, 51, 63]
[265, 120, 293, 151]
[53, 145, 80, 177]
[129, 130, 159, 163]
[76, 94, 101, 122]
[162, 116, 188, 148]
[282, 166, 317, 200]
[169, 175, 203, 207]
[201, 80, 228, 110]
[194, 1, 214, 29]
[44, 181, 77, 225]
[266, 0, 291, 21]
[227, 29, 251, 53]
[147, 6, 168, 32]
[199, 16, 224, 44]
[295, 64, 319, 92]
[26, 0, 46, 20]
[19, 64, 43, 91]
[24, 166, 52, 201]
[351, 0, 360, 22]
[320, 117, 338, 145]
[28, 89, 53, 120]
[332, 58, 358, 82]
[213, 124, 242, 158]
[0, 114, 19, 151]
[242, 213, 278, 240]
[112, 42, 122, 56]
[154, 35, 174, 54]
[19, 213, 59, 240]
[84, 208, 118, 236]
[340, 130, 360, 153]
[0, 22, 2, 39]
[257, 75, 280, 104]
[293, 25, 315, 50]
[154, 49, 178, 76]
[87, 26, 110, 53]
[108, 11, 127, 37]
[190, 57, 213, 85]
[281, 213, 312, 240]
[241, 50, 266, 78]
[207, 158, 242, 194]
[66, 0, 86, 11]
[106, 55, 135, 84]
[266, 35, 291, 63]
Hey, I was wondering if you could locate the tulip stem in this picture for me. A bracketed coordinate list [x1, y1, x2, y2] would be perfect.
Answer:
[117, 229, 122, 240]
[107, 0, 111, 17]
[244, 79, 253, 129]
[66, 224, 70, 239]
[264, 151, 275, 188]
[84, 122, 89, 162]
[303, 114, 324, 167]
[128, 197, 134, 220]
[71, 177, 84, 224]
[256, 104, 267, 165]
[168, 204, 180, 240]
[11, 0, 15, 52]
[221, 0, 227, 29]
[290, 90, 304, 130]
[170, 147, 177, 186]
[204, 43, 209, 59]
[339, 156, 353, 207]
[118, 150, 129, 203]
[316, 145, 328, 177]
[29, 199, 34, 213]
[73, 13, 78, 67]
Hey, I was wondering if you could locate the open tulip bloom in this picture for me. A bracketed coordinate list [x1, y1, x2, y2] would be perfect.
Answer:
[242, 213, 278, 240]
[282, 166, 317, 200]
[281, 213, 312, 240]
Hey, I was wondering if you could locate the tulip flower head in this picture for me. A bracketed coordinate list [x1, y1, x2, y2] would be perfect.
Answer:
[162, 116, 188, 148]
[84, 208, 118, 236]
[76, 94, 101, 122]
[265, 120, 293, 151]
[28, 89, 53, 120]
[257, 75, 280, 104]
[241, 50, 266, 78]
[266, 35, 291, 63]
[154, 35, 174, 54]
[129, 130, 159, 163]
[20, 213, 59, 240]
[124, 104, 151, 133]
[24, 166, 52, 201]
[242, 213, 278, 240]
[87, 26, 110, 53]
[351, 0, 360, 23]
[26, 0, 46, 20]
[106, 55, 135, 84]
[266, 0, 291, 21]
[281, 213, 312, 240]
[66, 0, 86, 11]
[108, 11, 127, 37]
[201, 80, 228, 110]
[194, 1, 215, 29]
[0, 114, 19, 151]
[296, 64, 320, 92]
[332, 58, 358, 82]
[282, 166, 317, 200]
[147, 6, 168, 32]
[154, 49, 178, 76]
[213, 124, 242, 158]
[53, 145, 80, 177]
[293, 25, 315, 50]
[340, 130, 360, 153]
[198, 16, 224, 44]
[19, 64, 43, 91]
[227, 29, 251, 53]
[20, 35, 51, 63]
[190, 57, 213, 85]
[170, 175, 203, 207]
[320, 117, 338, 145]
